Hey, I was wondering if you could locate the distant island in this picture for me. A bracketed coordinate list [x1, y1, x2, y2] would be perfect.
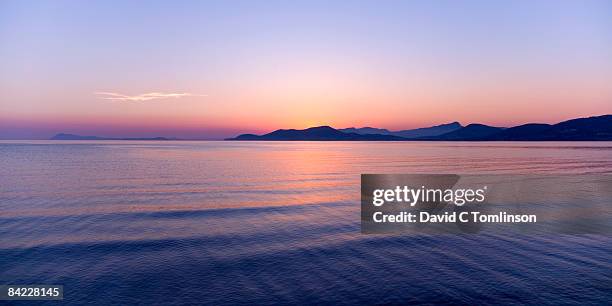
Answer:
[51, 133, 177, 141]
[227, 114, 612, 141]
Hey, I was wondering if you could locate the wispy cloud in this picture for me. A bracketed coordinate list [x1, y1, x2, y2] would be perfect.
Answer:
[94, 91, 206, 101]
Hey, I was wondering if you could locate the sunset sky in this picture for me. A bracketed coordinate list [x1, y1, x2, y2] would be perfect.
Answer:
[1, 0, 611, 139]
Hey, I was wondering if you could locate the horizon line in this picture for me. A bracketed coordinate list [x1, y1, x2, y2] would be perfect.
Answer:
[1, 113, 609, 140]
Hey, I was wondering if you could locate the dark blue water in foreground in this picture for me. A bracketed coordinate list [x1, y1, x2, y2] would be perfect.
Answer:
[1, 141, 611, 305]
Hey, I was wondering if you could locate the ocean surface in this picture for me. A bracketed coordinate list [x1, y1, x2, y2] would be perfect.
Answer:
[1, 141, 611, 305]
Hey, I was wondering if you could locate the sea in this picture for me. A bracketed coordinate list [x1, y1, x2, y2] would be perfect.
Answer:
[1, 141, 611, 305]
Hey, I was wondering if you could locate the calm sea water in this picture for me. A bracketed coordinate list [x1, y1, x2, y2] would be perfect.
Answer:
[1, 141, 611, 305]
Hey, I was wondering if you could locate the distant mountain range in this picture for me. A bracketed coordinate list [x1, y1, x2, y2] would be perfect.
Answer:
[51, 133, 175, 141]
[489, 115, 612, 140]
[423, 124, 504, 140]
[340, 122, 462, 138]
[50, 115, 612, 141]
[229, 126, 405, 141]
[227, 114, 612, 141]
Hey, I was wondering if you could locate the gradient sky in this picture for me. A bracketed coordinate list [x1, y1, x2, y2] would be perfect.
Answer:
[1, 0, 611, 139]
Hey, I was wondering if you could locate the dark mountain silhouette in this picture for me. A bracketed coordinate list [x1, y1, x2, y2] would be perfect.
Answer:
[51, 133, 175, 141]
[228, 115, 612, 141]
[395, 122, 463, 138]
[339, 127, 391, 135]
[227, 126, 405, 141]
[340, 122, 462, 138]
[490, 115, 612, 140]
[429, 124, 505, 140]
[487, 124, 552, 140]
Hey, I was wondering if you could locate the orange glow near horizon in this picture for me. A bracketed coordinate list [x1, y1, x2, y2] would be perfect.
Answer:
[3, 64, 610, 139]
[1, 1, 611, 139]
